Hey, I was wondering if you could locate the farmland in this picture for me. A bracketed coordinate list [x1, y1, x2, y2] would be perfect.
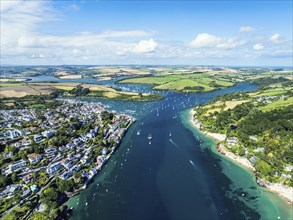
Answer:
[0, 82, 162, 107]
[118, 73, 235, 92]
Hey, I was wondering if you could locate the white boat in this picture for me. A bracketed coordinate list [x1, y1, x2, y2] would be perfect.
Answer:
[148, 134, 152, 140]
[169, 132, 172, 137]
[137, 130, 141, 135]
[149, 141, 151, 145]
[85, 202, 88, 206]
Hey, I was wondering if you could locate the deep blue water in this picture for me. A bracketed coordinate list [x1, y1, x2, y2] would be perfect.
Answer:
[27, 75, 292, 219]
[64, 82, 292, 220]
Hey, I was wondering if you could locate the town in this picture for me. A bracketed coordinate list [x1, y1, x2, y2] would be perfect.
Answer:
[0, 100, 135, 219]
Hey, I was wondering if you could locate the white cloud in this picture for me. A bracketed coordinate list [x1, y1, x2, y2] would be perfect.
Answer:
[190, 33, 221, 48]
[133, 39, 157, 53]
[253, 43, 264, 50]
[270, 33, 282, 43]
[239, 26, 255, 33]
[190, 33, 246, 49]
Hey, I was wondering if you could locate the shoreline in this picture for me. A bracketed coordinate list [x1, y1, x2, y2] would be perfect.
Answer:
[188, 109, 293, 204]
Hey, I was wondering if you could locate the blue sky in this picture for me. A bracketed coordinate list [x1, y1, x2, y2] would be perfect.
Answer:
[1, 0, 292, 66]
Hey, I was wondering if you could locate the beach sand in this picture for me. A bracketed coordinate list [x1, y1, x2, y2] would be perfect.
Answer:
[189, 109, 293, 204]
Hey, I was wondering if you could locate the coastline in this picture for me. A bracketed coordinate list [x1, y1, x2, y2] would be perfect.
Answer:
[188, 109, 293, 204]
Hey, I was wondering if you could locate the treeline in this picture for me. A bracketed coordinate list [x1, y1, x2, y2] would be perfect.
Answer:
[197, 100, 293, 185]
[250, 76, 289, 86]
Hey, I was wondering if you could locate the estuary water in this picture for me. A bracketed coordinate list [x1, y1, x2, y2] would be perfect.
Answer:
[58, 81, 293, 220]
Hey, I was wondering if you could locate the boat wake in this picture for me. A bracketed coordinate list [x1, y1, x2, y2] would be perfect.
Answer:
[169, 139, 181, 151]
[189, 160, 198, 170]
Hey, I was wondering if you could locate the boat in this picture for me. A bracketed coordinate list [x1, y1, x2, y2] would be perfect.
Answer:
[85, 202, 88, 206]
[149, 141, 151, 145]
[169, 132, 172, 137]
[137, 130, 141, 135]
[148, 134, 152, 140]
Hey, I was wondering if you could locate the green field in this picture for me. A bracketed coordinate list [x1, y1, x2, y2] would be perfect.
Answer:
[260, 97, 293, 111]
[118, 73, 234, 92]
[0, 83, 24, 87]
[250, 87, 291, 97]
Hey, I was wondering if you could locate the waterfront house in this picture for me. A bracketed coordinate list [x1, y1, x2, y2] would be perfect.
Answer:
[101, 147, 109, 155]
[226, 137, 239, 146]
[96, 155, 106, 165]
[89, 168, 98, 176]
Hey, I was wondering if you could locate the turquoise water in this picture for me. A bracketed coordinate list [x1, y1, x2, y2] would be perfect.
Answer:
[28, 76, 292, 220]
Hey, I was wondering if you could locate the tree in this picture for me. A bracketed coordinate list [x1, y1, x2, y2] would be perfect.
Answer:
[11, 172, 18, 183]
[41, 187, 58, 203]
[57, 179, 72, 192]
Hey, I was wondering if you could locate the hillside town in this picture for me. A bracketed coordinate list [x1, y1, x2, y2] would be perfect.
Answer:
[0, 100, 135, 218]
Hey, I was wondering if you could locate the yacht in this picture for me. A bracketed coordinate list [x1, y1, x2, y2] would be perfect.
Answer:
[148, 134, 152, 140]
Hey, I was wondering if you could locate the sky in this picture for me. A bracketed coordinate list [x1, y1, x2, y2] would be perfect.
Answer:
[1, 0, 292, 66]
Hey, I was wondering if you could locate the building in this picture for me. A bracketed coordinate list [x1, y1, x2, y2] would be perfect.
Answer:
[27, 154, 42, 164]
[30, 184, 38, 193]
[4, 160, 27, 174]
[42, 130, 56, 139]
[60, 171, 72, 180]
[61, 159, 73, 169]
[226, 137, 239, 146]
[96, 155, 106, 165]
[33, 134, 43, 143]
[101, 148, 109, 155]
[22, 173, 33, 184]
[89, 168, 98, 176]
[47, 162, 61, 174]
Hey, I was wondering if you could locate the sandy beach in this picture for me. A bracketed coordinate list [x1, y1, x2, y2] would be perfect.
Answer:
[189, 109, 293, 204]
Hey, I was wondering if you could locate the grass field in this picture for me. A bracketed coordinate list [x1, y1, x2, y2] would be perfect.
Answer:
[0, 82, 162, 101]
[250, 87, 291, 97]
[260, 97, 293, 111]
[203, 100, 249, 116]
[0, 78, 27, 82]
[118, 73, 234, 93]
[0, 83, 24, 87]
[224, 100, 250, 110]
[154, 79, 214, 91]
[52, 85, 75, 90]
